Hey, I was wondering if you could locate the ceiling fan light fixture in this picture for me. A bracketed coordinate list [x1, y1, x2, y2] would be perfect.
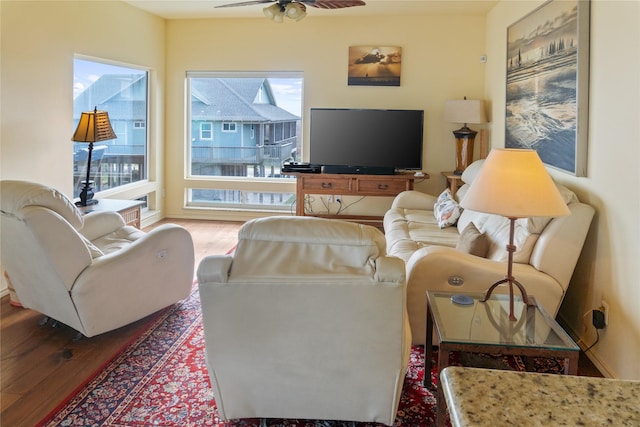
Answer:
[285, 2, 307, 21]
[263, 3, 283, 20]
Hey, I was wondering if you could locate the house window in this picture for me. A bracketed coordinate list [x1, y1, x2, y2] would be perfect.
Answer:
[222, 122, 237, 132]
[73, 58, 148, 198]
[186, 72, 303, 211]
[201, 122, 213, 140]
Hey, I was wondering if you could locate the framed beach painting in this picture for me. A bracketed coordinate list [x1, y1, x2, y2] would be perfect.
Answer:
[348, 46, 402, 87]
[505, 0, 590, 176]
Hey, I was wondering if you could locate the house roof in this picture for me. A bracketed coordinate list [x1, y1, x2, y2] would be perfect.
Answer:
[191, 78, 300, 123]
[74, 74, 147, 120]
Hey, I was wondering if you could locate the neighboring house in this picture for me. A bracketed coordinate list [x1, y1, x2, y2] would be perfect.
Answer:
[73, 74, 147, 156]
[190, 78, 300, 177]
[73, 74, 148, 194]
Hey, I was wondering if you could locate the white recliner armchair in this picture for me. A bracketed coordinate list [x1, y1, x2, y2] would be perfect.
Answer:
[0, 180, 194, 338]
[197, 216, 411, 426]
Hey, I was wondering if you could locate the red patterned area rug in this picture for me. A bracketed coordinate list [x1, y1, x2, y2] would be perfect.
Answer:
[38, 287, 563, 427]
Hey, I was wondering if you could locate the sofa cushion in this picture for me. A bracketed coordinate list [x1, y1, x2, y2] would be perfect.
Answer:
[385, 208, 459, 261]
[433, 188, 462, 228]
[456, 182, 580, 264]
[456, 222, 489, 257]
[460, 159, 485, 184]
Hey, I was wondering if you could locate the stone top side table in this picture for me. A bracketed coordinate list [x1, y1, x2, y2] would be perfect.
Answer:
[441, 366, 640, 427]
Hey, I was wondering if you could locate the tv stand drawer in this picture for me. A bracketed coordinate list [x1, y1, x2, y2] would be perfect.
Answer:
[357, 178, 410, 195]
[298, 176, 353, 193]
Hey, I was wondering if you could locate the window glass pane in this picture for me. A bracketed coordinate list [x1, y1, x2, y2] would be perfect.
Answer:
[188, 75, 302, 179]
[189, 189, 296, 210]
[73, 58, 148, 198]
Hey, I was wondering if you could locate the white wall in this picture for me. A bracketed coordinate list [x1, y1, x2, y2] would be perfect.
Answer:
[486, 0, 640, 380]
[164, 14, 488, 220]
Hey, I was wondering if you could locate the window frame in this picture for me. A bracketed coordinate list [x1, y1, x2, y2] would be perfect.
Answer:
[185, 71, 303, 212]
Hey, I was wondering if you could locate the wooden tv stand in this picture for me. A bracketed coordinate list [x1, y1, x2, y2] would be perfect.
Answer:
[292, 172, 426, 226]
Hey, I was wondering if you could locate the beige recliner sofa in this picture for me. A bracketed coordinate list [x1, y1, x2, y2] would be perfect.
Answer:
[197, 216, 410, 426]
[384, 160, 595, 345]
[0, 180, 195, 338]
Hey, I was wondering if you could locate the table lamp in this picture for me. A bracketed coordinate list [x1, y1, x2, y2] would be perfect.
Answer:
[460, 148, 570, 320]
[444, 97, 487, 175]
[72, 107, 116, 206]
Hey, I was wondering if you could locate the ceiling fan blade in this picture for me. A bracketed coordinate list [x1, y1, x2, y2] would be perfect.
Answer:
[300, 0, 366, 9]
[215, 0, 275, 8]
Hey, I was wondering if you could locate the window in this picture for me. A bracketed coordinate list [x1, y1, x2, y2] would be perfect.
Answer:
[187, 72, 303, 210]
[222, 122, 237, 132]
[200, 122, 213, 140]
[73, 58, 148, 198]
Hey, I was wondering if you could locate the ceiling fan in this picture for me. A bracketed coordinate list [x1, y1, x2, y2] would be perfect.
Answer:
[216, 0, 366, 22]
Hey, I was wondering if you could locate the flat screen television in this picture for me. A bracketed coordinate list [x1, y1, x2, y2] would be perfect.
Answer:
[309, 108, 424, 175]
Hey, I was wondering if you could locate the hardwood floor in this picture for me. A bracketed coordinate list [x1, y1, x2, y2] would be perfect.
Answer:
[1, 218, 602, 426]
[0, 219, 242, 427]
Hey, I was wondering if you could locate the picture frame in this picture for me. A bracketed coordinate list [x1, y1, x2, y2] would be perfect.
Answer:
[505, 0, 590, 176]
[348, 46, 402, 87]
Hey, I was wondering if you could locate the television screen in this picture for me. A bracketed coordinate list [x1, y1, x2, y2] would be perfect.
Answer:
[309, 108, 424, 174]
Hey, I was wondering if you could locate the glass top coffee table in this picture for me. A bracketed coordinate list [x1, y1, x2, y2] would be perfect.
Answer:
[424, 291, 579, 426]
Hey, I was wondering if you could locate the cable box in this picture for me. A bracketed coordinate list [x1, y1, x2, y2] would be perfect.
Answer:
[281, 162, 321, 173]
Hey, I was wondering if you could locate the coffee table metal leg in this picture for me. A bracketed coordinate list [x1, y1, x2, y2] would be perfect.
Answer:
[424, 300, 434, 387]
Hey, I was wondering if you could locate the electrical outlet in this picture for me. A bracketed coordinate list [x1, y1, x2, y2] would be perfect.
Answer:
[327, 195, 334, 203]
[601, 300, 610, 326]
[592, 309, 606, 329]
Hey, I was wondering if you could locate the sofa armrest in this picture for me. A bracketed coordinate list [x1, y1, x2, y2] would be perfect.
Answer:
[391, 191, 437, 210]
[403, 245, 565, 345]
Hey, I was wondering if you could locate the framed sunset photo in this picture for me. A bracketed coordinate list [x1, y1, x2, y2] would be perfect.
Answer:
[348, 46, 402, 87]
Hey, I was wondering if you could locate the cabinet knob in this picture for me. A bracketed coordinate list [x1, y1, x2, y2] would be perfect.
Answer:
[321, 182, 332, 189]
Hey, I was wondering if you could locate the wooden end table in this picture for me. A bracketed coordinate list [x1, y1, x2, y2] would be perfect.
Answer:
[441, 171, 463, 196]
[424, 291, 579, 427]
[78, 199, 144, 229]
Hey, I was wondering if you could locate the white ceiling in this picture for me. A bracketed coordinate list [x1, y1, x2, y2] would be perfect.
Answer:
[122, 0, 497, 20]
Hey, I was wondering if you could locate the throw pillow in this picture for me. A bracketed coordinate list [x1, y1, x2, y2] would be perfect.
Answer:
[456, 222, 489, 257]
[433, 188, 462, 228]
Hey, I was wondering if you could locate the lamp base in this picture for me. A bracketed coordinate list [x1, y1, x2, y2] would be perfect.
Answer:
[452, 127, 477, 175]
[76, 180, 98, 207]
[479, 217, 535, 320]
[76, 198, 98, 207]
[480, 277, 534, 321]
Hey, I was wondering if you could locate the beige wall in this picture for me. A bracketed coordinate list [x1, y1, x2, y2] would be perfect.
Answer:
[164, 15, 487, 220]
[0, 0, 166, 217]
[486, 0, 640, 380]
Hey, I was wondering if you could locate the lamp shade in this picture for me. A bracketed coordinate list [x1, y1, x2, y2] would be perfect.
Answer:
[444, 99, 487, 125]
[460, 148, 570, 219]
[72, 108, 116, 143]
